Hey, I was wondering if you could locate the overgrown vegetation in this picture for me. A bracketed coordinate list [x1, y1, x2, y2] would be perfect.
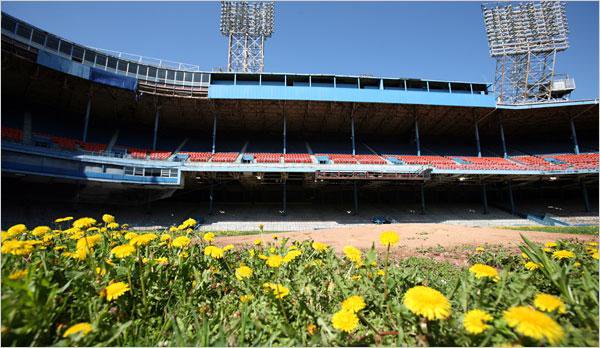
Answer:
[501, 225, 598, 235]
[1, 216, 598, 346]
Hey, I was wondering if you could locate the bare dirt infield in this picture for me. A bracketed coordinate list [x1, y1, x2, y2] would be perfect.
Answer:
[216, 223, 597, 262]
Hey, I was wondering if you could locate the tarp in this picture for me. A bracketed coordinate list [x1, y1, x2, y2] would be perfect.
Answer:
[36, 50, 90, 80]
[89, 68, 138, 92]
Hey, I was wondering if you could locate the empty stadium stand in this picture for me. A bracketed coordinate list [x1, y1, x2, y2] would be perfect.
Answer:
[251, 153, 282, 163]
[211, 152, 239, 163]
[456, 156, 524, 170]
[283, 153, 312, 163]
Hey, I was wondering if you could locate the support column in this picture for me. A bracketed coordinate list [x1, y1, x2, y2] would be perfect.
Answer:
[82, 96, 91, 142]
[415, 117, 421, 156]
[579, 178, 590, 212]
[569, 118, 580, 155]
[350, 114, 356, 156]
[211, 112, 217, 154]
[353, 181, 359, 215]
[481, 183, 488, 214]
[507, 180, 515, 215]
[208, 184, 214, 215]
[283, 111, 287, 155]
[23, 111, 32, 144]
[152, 106, 160, 151]
[282, 180, 287, 216]
[475, 121, 482, 157]
[420, 183, 426, 214]
[499, 122, 508, 158]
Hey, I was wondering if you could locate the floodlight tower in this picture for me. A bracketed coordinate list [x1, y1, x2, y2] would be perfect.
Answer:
[220, 1, 274, 72]
[482, 1, 575, 104]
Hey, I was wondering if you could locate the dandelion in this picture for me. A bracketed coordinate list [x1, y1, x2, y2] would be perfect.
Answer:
[235, 265, 253, 280]
[124, 232, 139, 240]
[172, 236, 191, 248]
[105, 282, 130, 301]
[204, 245, 224, 259]
[524, 261, 542, 271]
[63, 322, 93, 337]
[331, 309, 359, 333]
[203, 232, 215, 242]
[223, 244, 234, 252]
[552, 250, 575, 260]
[160, 234, 172, 242]
[343, 246, 362, 265]
[266, 254, 283, 268]
[503, 306, 564, 345]
[272, 234, 279, 240]
[5, 224, 27, 239]
[521, 252, 530, 259]
[240, 294, 254, 303]
[1, 240, 35, 255]
[543, 247, 553, 253]
[111, 244, 136, 258]
[311, 241, 328, 252]
[54, 216, 73, 223]
[107, 222, 119, 230]
[31, 226, 51, 237]
[263, 282, 290, 299]
[544, 241, 557, 248]
[307, 323, 317, 335]
[534, 293, 566, 314]
[155, 257, 169, 265]
[587, 241, 598, 247]
[283, 250, 302, 263]
[102, 214, 115, 224]
[379, 231, 399, 247]
[351, 275, 361, 281]
[377, 269, 385, 276]
[341, 295, 366, 313]
[8, 269, 28, 280]
[95, 267, 107, 276]
[469, 264, 500, 282]
[129, 233, 157, 247]
[463, 309, 493, 334]
[592, 251, 599, 260]
[403, 285, 451, 320]
[73, 217, 96, 230]
[475, 246, 485, 253]
[253, 239, 262, 246]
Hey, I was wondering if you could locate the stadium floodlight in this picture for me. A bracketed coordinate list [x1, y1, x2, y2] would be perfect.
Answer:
[482, 1, 574, 104]
[220, 1, 275, 72]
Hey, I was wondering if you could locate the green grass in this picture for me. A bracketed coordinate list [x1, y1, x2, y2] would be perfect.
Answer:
[210, 230, 285, 237]
[501, 225, 598, 235]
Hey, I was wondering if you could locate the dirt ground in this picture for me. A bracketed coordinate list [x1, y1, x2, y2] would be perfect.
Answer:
[216, 223, 597, 264]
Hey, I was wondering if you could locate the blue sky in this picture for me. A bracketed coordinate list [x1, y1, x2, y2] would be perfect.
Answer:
[3, 1, 598, 99]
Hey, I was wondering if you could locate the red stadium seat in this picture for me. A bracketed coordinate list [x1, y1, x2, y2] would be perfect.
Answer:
[391, 155, 460, 169]
[546, 153, 599, 170]
[457, 156, 524, 170]
[283, 153, 312, 163]
[80, 142, 107, 152]
[511, 155, 568, 170]
[316, 154, 359, 164]
[2, 127, 23, 142]
[211, 152, 239, 163]
[128, 148, 149, 159]
[52, 136, 80, 151]
[251, 153, 282, 163]
[355, 154, 386, 165]
[148, 151, 172, 160]
[181, 152, 212, 162]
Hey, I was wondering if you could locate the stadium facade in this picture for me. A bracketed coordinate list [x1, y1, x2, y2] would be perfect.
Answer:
[1, 13, 598, 225]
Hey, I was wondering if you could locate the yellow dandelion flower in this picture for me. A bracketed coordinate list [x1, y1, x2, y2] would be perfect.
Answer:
[4, 224, 27, 240]
[249, 249, 255, 257]
[160, 234, 172, 242]
[331, 309, 359, 333]
[1, 240, 34, 255]
[269, 247, 276, 254]
[307, 323, 317, 335]
[8, 269, 28, 280]
[72, 217, 96, 230]
[552, 250, 575, 260]
[155, 257, 169, 265]
[311, 241, 328, 252]
[469, 264, 500, 282]
[223, 244, 234, 252]
[204, 245, 224, 259]
[179, 251, 189, 259]
[343, 246, 362, 265]
[263, 282, 290, 299]
[587, 241, 598, 247]
[129, 233, 157, 247]
[592, 251, 599, 260]
[544, 241, 557, 248]
[172, 236, 191, 248]
[107, 222, 119, 230]
[54, 245, 66, 251]
[543, 247, 553, 253]
[124, 232, 139, 240]
[403, 285, 451, 320]
[102, 214, 115, 224]
[95, 267, 107, 276]
[240, 294, 254, 303]
[258, 254, 268, 260]
[463, 309, 493, 334]
[524, 261, 542, 271]
[63, 322, 93, 337]
[31, 226, 51, 237]
[503, 306, 564, 345]
[266, 254, 284, 268]
[379, 231, 399, 247]
[475, 246, 485, 253]
[272, 234, 280, 240]
[283, 250, 302, 263]
[377, 269, 385, 276]
[111, 244, 136, 258]
[341, 295, 366, 313]
[168, 226, 178, 233]
[235, 265, 253, 280]
[203, 232, 215, 242]
[534, 293, 566, 314]
[253, 239, 262, 246]
[105, 281, 130, 301]
[521, 252, 529, 259]
[351, 274, 361, 281]
[54, 216, 73, 223]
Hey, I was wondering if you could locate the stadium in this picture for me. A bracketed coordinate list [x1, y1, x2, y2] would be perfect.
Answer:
[1, 3, 598, 232]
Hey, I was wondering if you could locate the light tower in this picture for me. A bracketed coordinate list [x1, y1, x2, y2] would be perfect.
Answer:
[482, 1, 575, 104]
[220, 1, 274, 72]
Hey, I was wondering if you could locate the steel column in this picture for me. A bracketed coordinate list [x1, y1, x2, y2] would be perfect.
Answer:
[211, 113, 217, 154]
[579, 178, 590, 212]
[283, 111, 287, 155]
[420, 183, 426, 214]
[82, 96, 91, 142]
[569, 118, 580, 155]
[23, 111, 32, 144]
[282, 180, 287, 215]
[481, 183, 488, 214]
[208, 184, 214, 215]
[499, 122, 507, 158]
[475, 122, 482, 157]
[152, 107, 160, 151]
[350, 114, 356, 156]
[415, 117, 421, 156]
[353, 181, 359, 215]
[507, 180, 516, 215]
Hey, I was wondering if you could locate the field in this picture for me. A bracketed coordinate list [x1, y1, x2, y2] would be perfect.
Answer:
[1, 216, 599, 346]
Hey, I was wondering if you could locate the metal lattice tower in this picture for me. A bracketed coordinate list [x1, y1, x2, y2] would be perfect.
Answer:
[482, 1, 574, 104]
[220, 1, 274, 72]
